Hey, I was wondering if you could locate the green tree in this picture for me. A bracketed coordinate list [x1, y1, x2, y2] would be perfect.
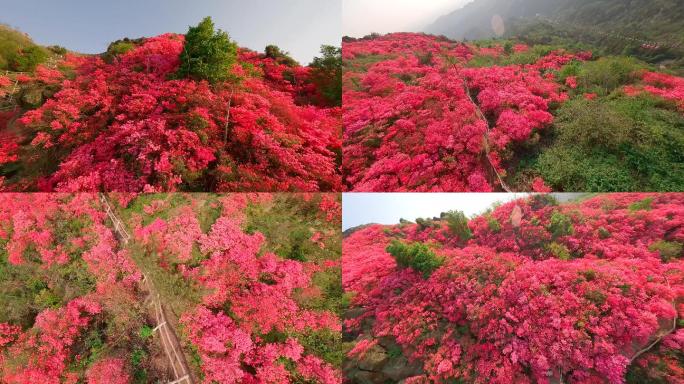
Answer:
[177, 16, 238, 84]
[264, 44, 298, 67]
[309, 45, 342, 106]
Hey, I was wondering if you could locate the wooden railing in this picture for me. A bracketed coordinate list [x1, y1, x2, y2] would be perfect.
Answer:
[99, 193, 193, 384]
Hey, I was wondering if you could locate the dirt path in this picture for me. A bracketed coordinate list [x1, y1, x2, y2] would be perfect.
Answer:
[99, 194, 195, 384]
[461, 78, 514, 193]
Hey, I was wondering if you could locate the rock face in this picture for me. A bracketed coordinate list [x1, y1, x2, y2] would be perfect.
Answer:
[19, 86, 43, 108]
[343, 326, 424, 384]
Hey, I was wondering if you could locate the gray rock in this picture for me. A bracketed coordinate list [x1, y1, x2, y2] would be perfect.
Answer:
[20, 87, 43, 108]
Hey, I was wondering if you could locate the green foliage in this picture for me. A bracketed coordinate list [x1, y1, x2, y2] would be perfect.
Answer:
[584, 289, 607, 305]
[309, 45, 342, 106]
[103, 39, 139, 63]
[416, 51, 434, 66]
[467, 43, 558, 68]
[529, 194, 559, 210]
[0, 236, 96, 329]
[47, 45, 67, 55]
[629, 197, 654, 211]
[648, 240, 682, 262]
[574, 57, 645, 95]
[597, 227, 611, 239]
[442, 210, 472, 241]
[536, 95, 684, 192]
[416, 217, 439, 231]
[548, 211, 574, 238]
[9, 45, 49, 72]
[548, 242, 571, 260]
[0, 24, 36, 70]
[296, 329, 344, 366]
[487, 216, 501, 233]
[177, 16, 238, 84]
[139, 325, 153, 339]
[264, 44, 298, 67]
[386, 240, 443, 278]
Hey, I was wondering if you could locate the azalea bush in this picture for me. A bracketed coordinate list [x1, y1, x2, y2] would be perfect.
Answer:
[343, 33, 684, 192]
[0, 21, 341, 192]
[0, 194, 156, 383]
[126, 193, 344, 383]
[343, 193, 684, 383]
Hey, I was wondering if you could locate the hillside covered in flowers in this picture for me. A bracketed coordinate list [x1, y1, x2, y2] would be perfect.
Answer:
[0, 192, 344, 383]
[343, 193, 684, 383]
[342, 33, 684, 192]
[0, 194, 159, 383]
[116, 192, 344, 383]
[0, 18, 342, 192]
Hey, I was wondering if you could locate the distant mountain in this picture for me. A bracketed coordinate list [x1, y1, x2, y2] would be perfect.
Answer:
[426, 0, 684, 44]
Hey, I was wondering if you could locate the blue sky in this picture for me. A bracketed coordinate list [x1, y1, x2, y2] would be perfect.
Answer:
[342, 193, 587, 230]
[342, 193, 522, 230]
[0, 0, 340, 64]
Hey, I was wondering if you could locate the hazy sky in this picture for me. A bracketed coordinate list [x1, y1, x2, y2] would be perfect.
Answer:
[342, 193, 588, 230]
[0, 0, 340, 64]
[342, 193, 524, 230]
[343, 0, 473, 37]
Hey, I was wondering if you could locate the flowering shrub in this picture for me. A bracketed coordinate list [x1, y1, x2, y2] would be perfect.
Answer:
[624, 71, 684, 111]
[130, 193, 343, 383]
[344, 193, 684, 383]
[343, 33, 684, 192]
[86, 358, 130, 384]
[2, 32, 341, 192]
[0, 194, 147, 383]
[342, 33, 585, 191]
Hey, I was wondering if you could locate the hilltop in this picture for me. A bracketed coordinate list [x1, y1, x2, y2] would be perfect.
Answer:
[0, 19, 342, 192]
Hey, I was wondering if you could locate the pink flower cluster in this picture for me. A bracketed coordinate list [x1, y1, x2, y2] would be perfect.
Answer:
[343, 33, 587, 191]
[0, 194, 144, 383]
[344, 193, 684, 383]
[5, 34, 341, 192]
[624, 71, 684, 111]
[131, 195, 342, 383]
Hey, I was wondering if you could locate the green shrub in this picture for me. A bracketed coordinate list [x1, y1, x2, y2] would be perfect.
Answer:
[177, 16, 238, 84]
[548, 211, 574, 238]
[548, 242, 571, 260]
[487, 216, 501, 233]
[536, 95, 684, 192]
[9, 45, 48, 71]
[264, 44, 298, 67]
[442, 210, 472, 241]
[648, 240, 682, 262]
[629, 197, 654, 212]
[386, 240, 443, 278]
[597, 227, 611, 239]
[104, 40, 136, 62]
[47, 45, 67, 55]
[577, 56, 644, 94]
[0, 24, 35, 70]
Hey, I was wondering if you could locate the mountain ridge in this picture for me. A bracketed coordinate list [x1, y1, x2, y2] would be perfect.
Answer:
[426, 0, 684, 44]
